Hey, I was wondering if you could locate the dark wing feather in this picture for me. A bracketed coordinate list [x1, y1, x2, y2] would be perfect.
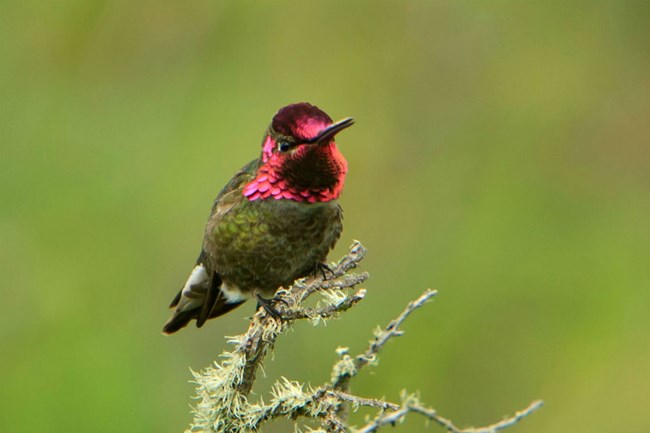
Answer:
[163, 159, 260, 334]
[196, 272, 222, 327]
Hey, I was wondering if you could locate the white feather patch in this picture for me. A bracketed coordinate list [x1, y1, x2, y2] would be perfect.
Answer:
[181, 265, 209, 296]
[221, 283, 249, 304]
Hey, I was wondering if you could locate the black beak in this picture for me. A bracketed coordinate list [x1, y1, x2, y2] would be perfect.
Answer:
[307, 117, 355, 145]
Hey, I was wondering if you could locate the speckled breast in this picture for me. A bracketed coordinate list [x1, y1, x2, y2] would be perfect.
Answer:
[206, 198, 343, 295]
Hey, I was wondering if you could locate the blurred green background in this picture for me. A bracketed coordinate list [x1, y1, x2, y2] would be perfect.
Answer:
[2, 1, 649, 432]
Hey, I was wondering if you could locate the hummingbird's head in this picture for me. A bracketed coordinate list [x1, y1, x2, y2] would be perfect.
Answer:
[244, 103, 353, 203]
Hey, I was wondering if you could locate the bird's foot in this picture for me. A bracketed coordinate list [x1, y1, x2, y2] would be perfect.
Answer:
[256, 293, 289, 319]
[316, 263, 336, 280]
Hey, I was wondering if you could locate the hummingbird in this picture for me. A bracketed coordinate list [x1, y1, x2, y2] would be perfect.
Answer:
[163, 103, 354, 334]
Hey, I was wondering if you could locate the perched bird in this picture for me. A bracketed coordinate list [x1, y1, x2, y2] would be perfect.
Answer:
[163, 103, 354, 334]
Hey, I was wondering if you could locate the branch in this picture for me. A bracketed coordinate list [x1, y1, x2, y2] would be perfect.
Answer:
[330, 289, 437, 392]
[355, 394, 544, 433]
[232, 242, 369, 396]
[185, 241, 542, 433]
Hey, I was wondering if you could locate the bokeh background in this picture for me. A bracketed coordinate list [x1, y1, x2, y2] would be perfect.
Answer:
[2, 1, 649, 432]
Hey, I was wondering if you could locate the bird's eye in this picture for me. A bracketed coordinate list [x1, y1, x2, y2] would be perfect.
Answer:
[278, 141, 291, 152]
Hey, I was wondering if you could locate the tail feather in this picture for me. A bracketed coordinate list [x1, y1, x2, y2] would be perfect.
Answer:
[197, 273, 223, 327]
[168, 289, 182, 309]
[162, 309, 198, 335]
[208, 298, 246, 321]
[162, 264, 246, 335]
[162, 294, 246, 335]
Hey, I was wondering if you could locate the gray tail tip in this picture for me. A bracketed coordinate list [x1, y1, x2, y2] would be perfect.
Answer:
[162, 312, 194, 335]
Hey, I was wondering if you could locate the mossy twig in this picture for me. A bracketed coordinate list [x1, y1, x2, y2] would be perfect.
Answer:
[186, 241, 542, 433]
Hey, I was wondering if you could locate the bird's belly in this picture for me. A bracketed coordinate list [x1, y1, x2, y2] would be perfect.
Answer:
[206, 199, 342, 295]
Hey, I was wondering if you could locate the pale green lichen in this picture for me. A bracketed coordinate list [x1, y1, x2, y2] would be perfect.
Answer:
[270, 377, 311, 412]
[185, 289, 346, 432]
[182, 245, 541, 433]
[320, 289, 348, 308]
[330, 352, 357, 385]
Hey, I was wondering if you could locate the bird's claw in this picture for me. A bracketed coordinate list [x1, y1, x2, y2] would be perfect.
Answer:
[317, 263, 336, 280]
[256, 294, 289, 319]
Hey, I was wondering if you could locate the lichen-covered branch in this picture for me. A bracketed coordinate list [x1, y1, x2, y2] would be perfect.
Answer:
[355, 393, 544, 433]
[186, 241, 542, 433]
[330, 289, 436, 394]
